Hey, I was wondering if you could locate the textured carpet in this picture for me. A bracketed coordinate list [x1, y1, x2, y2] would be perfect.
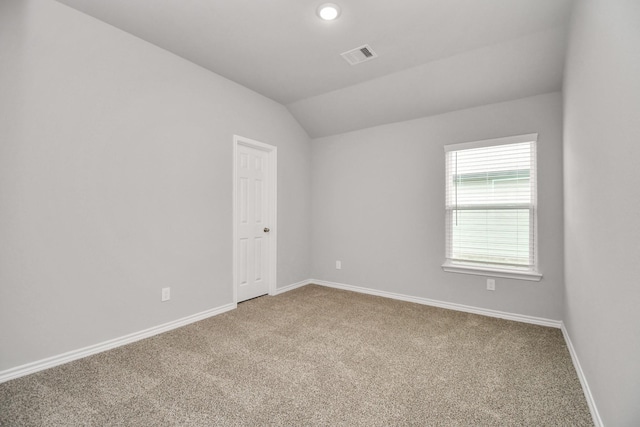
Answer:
[0, 284, 592, 426]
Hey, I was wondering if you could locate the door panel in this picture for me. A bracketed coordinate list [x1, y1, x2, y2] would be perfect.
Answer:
[236, 144, 270, 302]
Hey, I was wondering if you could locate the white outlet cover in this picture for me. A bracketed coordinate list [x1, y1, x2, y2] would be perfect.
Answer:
[336, 260, 342, 269]
[162, 287, 171, 301]
[486, 279, 495, 291]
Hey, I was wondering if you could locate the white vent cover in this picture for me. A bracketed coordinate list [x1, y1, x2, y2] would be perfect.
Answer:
[340, 44, 378, 65]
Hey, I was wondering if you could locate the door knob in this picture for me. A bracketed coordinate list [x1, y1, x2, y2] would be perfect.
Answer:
[264, 227, 270, 233]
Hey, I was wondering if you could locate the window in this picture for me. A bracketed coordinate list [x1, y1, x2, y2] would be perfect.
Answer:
[442, 134, 541, 281]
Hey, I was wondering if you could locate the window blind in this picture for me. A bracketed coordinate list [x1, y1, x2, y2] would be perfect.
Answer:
[444, 134, 537, 271]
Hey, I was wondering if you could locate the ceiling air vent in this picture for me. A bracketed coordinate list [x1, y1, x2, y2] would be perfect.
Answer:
[340, 44, 378, 65]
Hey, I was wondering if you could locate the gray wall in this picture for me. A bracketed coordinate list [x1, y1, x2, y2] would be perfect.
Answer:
[563, 0, 640, 425]
[0, 0, 311, 371]
[311, 92, 564, 320]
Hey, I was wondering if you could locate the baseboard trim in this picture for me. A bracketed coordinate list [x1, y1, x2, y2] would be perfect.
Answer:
[273, 279, 312, 295]
[0, 302, 236, 384]
[561, 322, 603, 427]
[311, 279, 562, 328]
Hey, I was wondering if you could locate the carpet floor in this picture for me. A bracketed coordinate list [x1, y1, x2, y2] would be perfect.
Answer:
[0, 284, 592, 426]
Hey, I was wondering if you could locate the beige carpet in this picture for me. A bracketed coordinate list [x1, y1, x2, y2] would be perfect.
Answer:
[0, 284, 592, 426]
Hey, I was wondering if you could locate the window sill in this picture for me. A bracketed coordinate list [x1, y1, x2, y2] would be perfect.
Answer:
[441, 262, 542, 282]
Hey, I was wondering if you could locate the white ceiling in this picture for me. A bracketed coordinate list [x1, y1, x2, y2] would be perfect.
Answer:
[55, 0, 573, 138]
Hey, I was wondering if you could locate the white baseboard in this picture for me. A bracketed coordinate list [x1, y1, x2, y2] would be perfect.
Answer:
[273, 279, 312, 295]
[561, 322, 603, 427]
[0, 303, 236, 384]
[311, 279, 562, 328]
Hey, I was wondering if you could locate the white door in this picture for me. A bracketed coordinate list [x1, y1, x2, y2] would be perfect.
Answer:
[234, 139, 275, 302]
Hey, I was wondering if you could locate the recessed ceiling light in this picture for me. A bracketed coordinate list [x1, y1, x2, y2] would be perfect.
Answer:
[317, 3, 341, 21]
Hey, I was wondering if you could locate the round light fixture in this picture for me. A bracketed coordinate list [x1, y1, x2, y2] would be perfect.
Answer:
[317, 3, 341, 21]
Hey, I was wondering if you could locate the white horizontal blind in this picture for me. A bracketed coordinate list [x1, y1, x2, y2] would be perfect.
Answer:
[445, 135, 537, 270]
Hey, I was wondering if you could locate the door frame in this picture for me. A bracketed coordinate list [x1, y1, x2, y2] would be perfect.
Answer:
[232, 135, 277, 304]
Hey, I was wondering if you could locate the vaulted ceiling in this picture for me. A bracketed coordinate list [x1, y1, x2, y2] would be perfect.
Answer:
[56, 0, 573, 137]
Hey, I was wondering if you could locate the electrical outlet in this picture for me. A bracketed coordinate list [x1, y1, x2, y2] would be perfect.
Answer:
[486, 279, 495, 291]
[336, 260, 342, 270]
[161, 287, 171, 302]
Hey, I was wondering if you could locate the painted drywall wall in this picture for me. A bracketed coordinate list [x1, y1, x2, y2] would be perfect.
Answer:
[563, 0, 640, 425]
[0, 0, 310, 371]
[311, 93, 564, 320]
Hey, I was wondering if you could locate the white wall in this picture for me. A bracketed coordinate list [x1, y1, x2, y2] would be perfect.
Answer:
[311, 93, 564, 320]
[563, 0, 640, 425]
[0, 0, 311, 371]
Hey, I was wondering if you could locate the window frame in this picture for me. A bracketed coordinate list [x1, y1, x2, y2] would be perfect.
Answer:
[441, 133, 542, 282]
